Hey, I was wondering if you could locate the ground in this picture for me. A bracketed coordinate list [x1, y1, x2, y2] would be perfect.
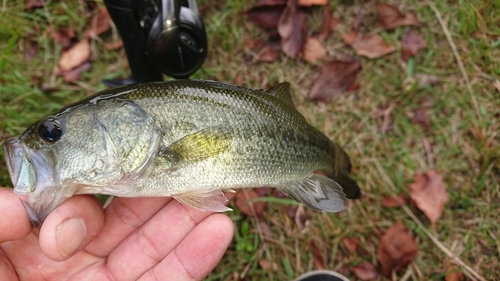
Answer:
[0, 0, 498, 280]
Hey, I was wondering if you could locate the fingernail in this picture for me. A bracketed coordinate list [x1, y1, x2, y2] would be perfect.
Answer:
[56, 217, 86, 258]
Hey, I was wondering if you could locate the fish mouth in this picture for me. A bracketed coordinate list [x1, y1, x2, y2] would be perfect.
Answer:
[2, 137, 58, 227]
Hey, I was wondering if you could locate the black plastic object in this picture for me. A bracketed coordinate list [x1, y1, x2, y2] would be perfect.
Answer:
[103, 0, 163, 86]
[293, 270, 350, 281]
[102, 0, 207, 86]
[146, 0, 207, 78]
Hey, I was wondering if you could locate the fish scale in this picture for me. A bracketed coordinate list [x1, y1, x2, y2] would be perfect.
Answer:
[2, 80, 360, 226]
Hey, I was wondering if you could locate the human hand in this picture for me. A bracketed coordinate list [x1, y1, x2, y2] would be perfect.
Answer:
[0, 187, 234, 280]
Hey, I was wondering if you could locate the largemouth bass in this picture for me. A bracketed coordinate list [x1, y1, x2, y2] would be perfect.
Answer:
[2, 80, 360, 226]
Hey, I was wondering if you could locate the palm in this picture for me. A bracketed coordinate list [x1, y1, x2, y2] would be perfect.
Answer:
[0, 192, 234, 281]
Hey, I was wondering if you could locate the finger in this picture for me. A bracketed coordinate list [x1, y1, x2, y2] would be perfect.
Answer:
[86, 197, 171, 257]
[0, 249, 18, 281]
[0, 187, 31, 243]
[38, 195, 105, 261]
[139, 214, 234, 281]
[104, 200, 217, 281]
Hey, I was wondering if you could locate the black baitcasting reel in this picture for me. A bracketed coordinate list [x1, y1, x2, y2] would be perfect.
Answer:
[103, 0, 207, 86]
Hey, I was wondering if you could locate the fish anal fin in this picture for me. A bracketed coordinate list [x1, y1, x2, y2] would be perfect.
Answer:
[161, 127, 232, 169]
[262, 82, 296, 109]
[279, 173, 347, 213]
[174, 189, 232, 212]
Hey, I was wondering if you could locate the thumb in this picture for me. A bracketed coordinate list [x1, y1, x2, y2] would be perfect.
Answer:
[39, 195, 105, 261]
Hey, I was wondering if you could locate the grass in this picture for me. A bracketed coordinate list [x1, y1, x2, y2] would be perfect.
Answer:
[1, 0, 499, 280]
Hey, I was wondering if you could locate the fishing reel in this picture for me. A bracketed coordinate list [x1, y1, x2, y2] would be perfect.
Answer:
[103, 0, 208, 86]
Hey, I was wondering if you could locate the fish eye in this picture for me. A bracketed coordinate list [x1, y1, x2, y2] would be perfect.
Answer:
[38, 118, 63, 143]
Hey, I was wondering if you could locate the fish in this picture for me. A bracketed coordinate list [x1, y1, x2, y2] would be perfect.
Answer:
[2, 80, 361, 226]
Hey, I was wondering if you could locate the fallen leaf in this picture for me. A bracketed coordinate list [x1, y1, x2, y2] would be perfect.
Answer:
[377, 222, 419, 277]
[309, 60, 361, 102]
[84, 7, 112, 38]
[235, 189, 266, 217]
[375, 2, 421, 30]
[233, 74, 243, 85]
[258, 45, 279, 62]
[302, 37, 326, 64]
[373, 103, 395, 134]
[244, 38, 266, 49]
[382, 194, 407, 207]
[310, 240, 326, 269]
[60, 61, 91, 82]
[257, 0, 286, 5]
[320, 7, 333, 40]
[401, 28, 427, 60]
[344, 33, 396, 59]
[245, 5, 286, 28]
[409, 171, 448, 226]
[412, 107, 431, 130]
[26, 0, 44, 10]
[24, 39, 39, 61]
[342, 237, 359, 253]
[104, 40, 123, 50]
[278, 0, 307, 58]
[445, 265, 464, 281]
[342, 31, 359, 45]
[298, 0, 327, 6]
[350, 261, 378, 280]
[50, 26, 76, 50]
[493, 80, 500, 92]
[258, 259, 273, 270]
[58, 39, 90, 72]
[415, 74, 439, 88]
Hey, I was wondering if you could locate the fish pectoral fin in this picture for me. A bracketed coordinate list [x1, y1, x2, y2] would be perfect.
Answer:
[279, 173, 347, 213]
[161, 127, 232, 169]
[174, 189, 232, 212]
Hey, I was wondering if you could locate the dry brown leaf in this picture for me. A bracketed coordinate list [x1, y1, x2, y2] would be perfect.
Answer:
[320, 7, 339, 40]
[24, 39, 39, 61]
[298, 0, 327, 6]
[84, 7, 112, 39]
[58, 40, 90, 72]
[401, 28, 427, 60]
[416, 74, 439, 88]
[412, 107, 431, 130]
[257, 0, 286, 5]
[493, 80, 500, 92]
[377, 222, 419, 277]
[50, 26, 76, 50]
[235, 189, 266, 217]
[302, 37, 326, 64]
[350, 261, 378, 280]
[310, 240, 326, 269]
[445, 265, 464, 281]
[409, 171, 448, 226]
[375, 2, 421, 30]
[309, 60, 361, 102]
[258, 45, 279, 62]
[342, 237, 359, 253]
[344, 33, 396, 59]
[26, 0, 44, 10]
[104, 40, 124, 50]
[60, 61, 91, 82]
[382, 194, 407, 207]
[278, 0, 307, 58]
[342, 31, 359, 45]
[245, 5, 286, 28]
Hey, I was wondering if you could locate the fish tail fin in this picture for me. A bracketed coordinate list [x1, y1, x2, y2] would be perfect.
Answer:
[278, 173, 347, 213]
[332, 171, 361, 199]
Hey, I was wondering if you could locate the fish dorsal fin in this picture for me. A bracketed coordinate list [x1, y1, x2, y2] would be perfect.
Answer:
[278, 173, 347, 212]
[262, 82, 296, 109]
[160, 127, 232, 169]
